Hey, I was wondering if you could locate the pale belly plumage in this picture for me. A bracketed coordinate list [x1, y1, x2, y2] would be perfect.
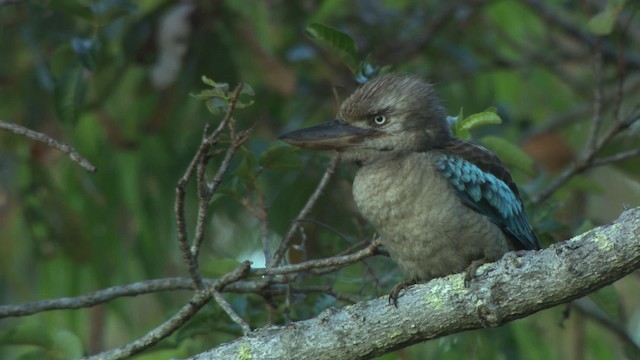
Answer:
[352, 152, 511, 281]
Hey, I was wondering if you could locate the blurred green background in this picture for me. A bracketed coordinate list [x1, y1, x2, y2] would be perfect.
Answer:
[0, 0, 639, 359]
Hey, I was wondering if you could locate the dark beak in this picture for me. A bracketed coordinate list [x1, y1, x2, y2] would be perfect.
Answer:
[279, 120, 377, 150]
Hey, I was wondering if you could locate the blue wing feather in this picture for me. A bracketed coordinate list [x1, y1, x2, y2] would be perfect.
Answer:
[435, 154, 540, 251]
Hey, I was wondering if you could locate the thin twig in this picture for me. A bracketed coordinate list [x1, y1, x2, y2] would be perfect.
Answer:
[270, 152, 342, 267]
[298, 218, 354, 245]
[255, 240, 381, 277]
[174, 83, 246, 289]
[590, 148, 640, 167]
[0, 243, 382, 319]
[573, 297, 640, 352]
[176, 137, 216, 289]
[0, 119, 96, 173]
[212, 291, 251, 335]
[289, 286, 361, 304]
[206, 129, 252, 195]
[82, 261, 251, 360]
[206, 84, 245, 142]
[533, 76, 640, 135]
[586, 38, 603, 152]
[0, 278, 194, 318]
[533, 111, 640, 205]
[378, 0, 482, 64]
[0, 277, 277, 318]
[521, 0, 640, 70]
[83, 290, 214, 360]
[191, 128, 252, 263]
[612, 9, 635, 123]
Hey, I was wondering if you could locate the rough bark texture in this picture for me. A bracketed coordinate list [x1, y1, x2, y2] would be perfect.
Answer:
[190, 207, 640, 360]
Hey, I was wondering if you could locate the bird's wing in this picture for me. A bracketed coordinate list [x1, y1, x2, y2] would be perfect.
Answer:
[435, 139, 540, 250]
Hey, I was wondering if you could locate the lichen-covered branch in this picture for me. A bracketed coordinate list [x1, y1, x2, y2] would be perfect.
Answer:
[191, 207, 640, 360]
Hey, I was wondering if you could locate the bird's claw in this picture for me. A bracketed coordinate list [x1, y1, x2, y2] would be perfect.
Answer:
[464, 257, 487, 287]
[388, 279, 417, 308]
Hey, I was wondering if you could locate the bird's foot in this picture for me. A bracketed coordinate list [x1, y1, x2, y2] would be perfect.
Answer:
[388, 279, 417, 308]
[464, 257, 488, 287]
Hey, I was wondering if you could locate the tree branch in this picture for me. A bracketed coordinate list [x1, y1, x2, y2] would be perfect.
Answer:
[175, 83, 246, 290]
[0, 119, 96, 173]
[532, 110, 640, 205]
[83, 261, 251, 360]
[190, 207, 640, 360]
[270, 152, 342, 267]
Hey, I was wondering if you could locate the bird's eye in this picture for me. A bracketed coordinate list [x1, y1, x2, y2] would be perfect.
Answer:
[372, 115, 387, 126]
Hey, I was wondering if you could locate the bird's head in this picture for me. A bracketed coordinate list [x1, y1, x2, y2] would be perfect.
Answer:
[279, 73, 450, 165]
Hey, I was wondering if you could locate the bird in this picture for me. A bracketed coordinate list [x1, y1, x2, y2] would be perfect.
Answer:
[279, 73, 540, 306]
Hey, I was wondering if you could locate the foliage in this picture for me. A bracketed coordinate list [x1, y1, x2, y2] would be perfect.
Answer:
[0, 0, 639, 359]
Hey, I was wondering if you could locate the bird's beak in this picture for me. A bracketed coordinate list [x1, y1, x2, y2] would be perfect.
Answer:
[279, 120, 378, 150]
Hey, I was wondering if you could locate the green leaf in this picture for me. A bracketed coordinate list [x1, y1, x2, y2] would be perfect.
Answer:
[206, 97, 228, 115]
[241, 83, 255, 96]
[259, 144, 302, 170]
[195, 78, 254, 113]
[0, 321, 53, 347]
[452, 107, 466, 139]
[190, 88, 227, 101]
[54, 65, 87, 124]
[480, 135, 534, 175]
[459, 108, 502, 132]
[587, 0, 626, 35]
[201, 75, 216, 87]
[52, 330, 84, 359]
[304, 23, 358, 72]
[234, 100, 255, 110]
[71, 37, 99, 71]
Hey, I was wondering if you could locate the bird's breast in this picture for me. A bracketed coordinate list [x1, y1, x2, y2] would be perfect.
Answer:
[352, 152, 509, 280]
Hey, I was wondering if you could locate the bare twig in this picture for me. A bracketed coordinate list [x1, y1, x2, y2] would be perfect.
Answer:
[587, 38, 603, 152]
[192, 129, 251, 260]
[522, 0, 640, 70]
[205, 128, 252, 195]
[213, 291, 251, 335]
[378, 0, 485, 64]
[532, 35, 626, 204]
[573, 297, 640, 352]
[0, 119, 96, 173]
[255, 240, 381, 277]
[189, 128, 253, 276]
[298, 218, 354, 245]
[175, 83, 246, 290]
[0, 278, 195, 318]
[83, 261, 251, 360]
[84, 290, 213, 360]
[533, 109, 640, 205]
[194, 207, 640, 359]
[590, 148, 640, 167]
[0, 240, 382, 319]
[533, 76, 640, 135]
[0, 277, 278, 318]
[270, 152, 342, 267]
[528, 8, 640, 204]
